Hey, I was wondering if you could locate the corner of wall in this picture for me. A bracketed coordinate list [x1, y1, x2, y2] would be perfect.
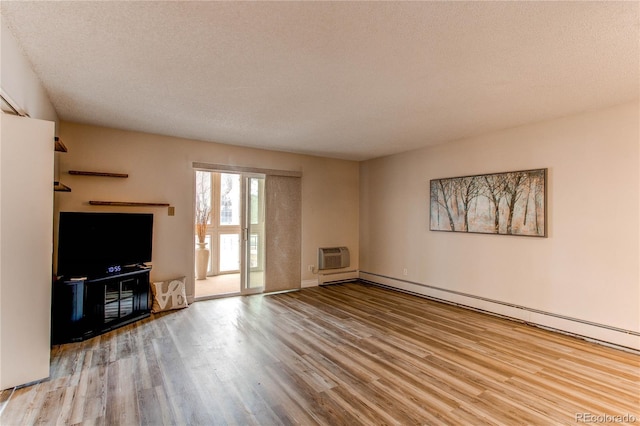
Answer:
[1, 21, 58, 126]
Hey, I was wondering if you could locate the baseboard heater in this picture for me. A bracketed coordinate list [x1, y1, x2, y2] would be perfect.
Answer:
[319, 270, 358, 286]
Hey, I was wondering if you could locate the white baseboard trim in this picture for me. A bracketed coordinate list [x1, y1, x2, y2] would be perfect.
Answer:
[301, 279, 318, 288]
[359, 271, 640, 353]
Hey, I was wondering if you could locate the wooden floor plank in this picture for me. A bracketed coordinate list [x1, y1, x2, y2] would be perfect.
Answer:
[1, 282, 638, 425]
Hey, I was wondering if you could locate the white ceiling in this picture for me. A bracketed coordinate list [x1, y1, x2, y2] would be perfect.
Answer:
[1, 1, 638, 161]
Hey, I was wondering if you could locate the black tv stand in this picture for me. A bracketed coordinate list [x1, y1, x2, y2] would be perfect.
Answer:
[51, 267, 150, 344]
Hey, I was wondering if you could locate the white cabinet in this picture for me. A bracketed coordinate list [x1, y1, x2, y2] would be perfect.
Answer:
[0, 113, 54, 389]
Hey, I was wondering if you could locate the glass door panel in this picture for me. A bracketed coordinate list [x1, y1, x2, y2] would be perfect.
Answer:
[219, 233, 240, 272]
[104, 281, 119, 323]
[120, 279, 135, 300]
[244, 176, 265, 292]
[218, 173, 241, 275]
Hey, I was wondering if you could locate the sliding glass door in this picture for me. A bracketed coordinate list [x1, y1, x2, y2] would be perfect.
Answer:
[194, 170, 265, 298]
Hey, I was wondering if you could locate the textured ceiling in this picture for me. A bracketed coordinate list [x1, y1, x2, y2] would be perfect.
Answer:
[1, 1, 638, 161]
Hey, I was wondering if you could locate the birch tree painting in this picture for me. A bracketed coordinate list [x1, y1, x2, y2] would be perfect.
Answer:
[430, 169, 546, 237]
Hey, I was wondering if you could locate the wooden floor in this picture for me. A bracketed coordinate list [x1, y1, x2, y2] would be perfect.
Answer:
[2, 282, 639, 425]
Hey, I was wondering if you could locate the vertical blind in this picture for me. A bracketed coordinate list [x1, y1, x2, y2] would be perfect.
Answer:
[265, 175, 302, 292]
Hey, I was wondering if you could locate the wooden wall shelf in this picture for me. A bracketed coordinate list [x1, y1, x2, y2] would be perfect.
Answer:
[69, 170, 129, 178]
[89, 201, 170, 207]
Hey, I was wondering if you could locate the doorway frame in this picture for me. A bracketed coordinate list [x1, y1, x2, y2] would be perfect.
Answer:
[193, 162, 303, 298]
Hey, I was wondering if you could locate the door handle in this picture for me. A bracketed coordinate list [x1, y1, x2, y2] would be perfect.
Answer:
[242, 228, 248, 241]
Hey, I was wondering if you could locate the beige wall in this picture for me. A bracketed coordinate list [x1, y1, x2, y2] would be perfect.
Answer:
[56, 122, 359, 299]
[0, 21, 58, 124]
[360, 101, 639, 349]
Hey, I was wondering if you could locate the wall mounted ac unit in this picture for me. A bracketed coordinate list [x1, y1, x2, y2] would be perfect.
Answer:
[318, 247, 350, 270]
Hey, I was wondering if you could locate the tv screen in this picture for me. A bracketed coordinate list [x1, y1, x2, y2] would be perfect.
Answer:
[57, 212, 153, 278]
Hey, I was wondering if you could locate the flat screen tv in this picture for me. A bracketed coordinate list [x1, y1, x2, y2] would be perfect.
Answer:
[57, 212, 153, 279]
